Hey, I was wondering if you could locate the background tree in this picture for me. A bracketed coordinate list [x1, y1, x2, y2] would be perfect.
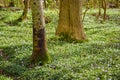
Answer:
[44, 0, 47, 8]
[115, 0, 119, 8]
[56, 0, 86, 42]
[97, 0, 108, 21]
[8, 0, 15, 7]
[82, 0, 90, 22]
[102, 0, 107, 21]
[98, 0, 102, 17]
[30, 0, 50, 64]
[44, 0, 59, 9]
[18, 0, 30, 21]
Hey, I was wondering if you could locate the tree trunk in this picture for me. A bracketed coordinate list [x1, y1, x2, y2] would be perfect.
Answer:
[44, 0, 47, 8]
[19, 0, 24, 9]
[55, 0, 60, 8]
[3, 0, 7, 7]
[115, 0, 119, 8]
[82, 0, 90, 22]
[18, 0, 30, 21]
[56, 0, 86, 42]
[102, 0, 107, 21]
[8, 0, 15, 7]
[30, 0, 49, 64]
[98, 0, 102, 16]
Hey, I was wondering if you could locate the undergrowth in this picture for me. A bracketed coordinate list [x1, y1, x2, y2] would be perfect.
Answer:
[0, 9, 120, 80]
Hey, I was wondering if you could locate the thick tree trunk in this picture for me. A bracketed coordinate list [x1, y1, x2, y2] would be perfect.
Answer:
[56, 0, 86, 42]
[30, 0, 49, 64]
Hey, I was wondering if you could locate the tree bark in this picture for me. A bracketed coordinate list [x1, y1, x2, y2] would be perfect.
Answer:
[56, 0, 86, 42]
[8, 0, 15, 7]
[98, 0, 102, 16]
[102, 0, 107, 21]
[18, 0, 30, 21]
[30, 0, 49, 64]
[44, 0, 47, 8]
[115, 0, 119, 8]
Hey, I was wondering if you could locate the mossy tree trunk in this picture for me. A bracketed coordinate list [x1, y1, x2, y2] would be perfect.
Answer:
[56, 0, 86, 42]
[18, 0, 30, 21]
[30, 0, 49, 64]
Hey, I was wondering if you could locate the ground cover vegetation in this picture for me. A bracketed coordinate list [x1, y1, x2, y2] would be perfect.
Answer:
[0, 0, 120, 80]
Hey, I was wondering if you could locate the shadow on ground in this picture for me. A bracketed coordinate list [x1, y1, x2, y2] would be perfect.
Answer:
[0, 44, 32, 78]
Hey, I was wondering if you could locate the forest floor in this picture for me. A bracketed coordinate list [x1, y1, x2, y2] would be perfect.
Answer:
[0, 8, 120, 80]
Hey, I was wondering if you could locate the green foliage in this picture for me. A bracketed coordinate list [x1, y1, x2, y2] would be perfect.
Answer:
[0, 75, 12, 80]
[0, 61, 26, 76]
[0, 9, 120, 80]
[45, 0, 57, 8]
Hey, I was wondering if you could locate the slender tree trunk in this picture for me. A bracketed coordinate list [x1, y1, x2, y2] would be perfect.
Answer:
[98, 0, 101, 16]
[44, 0, 47, 8]
[19, 0, 24, 9]
[8, 0, 15, 7]
[55, 0, 60, 8]
[30, 0, 49, 64]
[3, 0, 7, 7]
[82, 0, 90, 22]
[18, 0, 30, 21]
[115, 0, 119, 8]
[56, 0, 86, 42]
[102, 0, 107, 21]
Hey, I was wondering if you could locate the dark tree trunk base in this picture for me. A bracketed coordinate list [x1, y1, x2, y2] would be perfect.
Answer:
[30, 28, 50, 64]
